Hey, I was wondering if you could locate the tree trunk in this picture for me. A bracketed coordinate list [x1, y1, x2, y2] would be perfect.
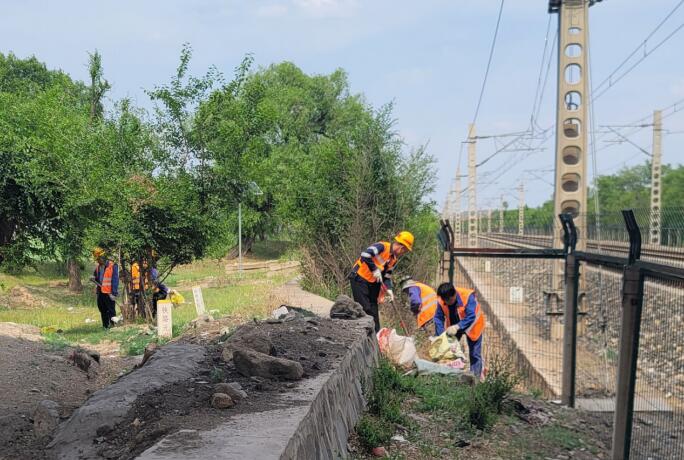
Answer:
[67, 258, 83, 292]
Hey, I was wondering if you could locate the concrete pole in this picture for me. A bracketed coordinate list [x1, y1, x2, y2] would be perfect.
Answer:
[551, 0, 591, 301]
[468, 124, 477, 247]
[649, 110, 662, 245]
[518, 183, 525, 236]
[238, 201, 242, 275]
[487, 209, 492, 234]
[499, 195, 504, 233]
[454, 173, 462, 245]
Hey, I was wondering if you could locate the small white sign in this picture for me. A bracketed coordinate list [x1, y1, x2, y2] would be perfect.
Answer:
[192, 286, 206, 316]
[157, 300, 173, 338]
[510, 287, 524, 304]
[484, 261, 492, 273]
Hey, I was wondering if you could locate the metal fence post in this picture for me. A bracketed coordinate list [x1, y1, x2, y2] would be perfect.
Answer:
[612, 210, 645, 460]
[560, 213, 579, 407]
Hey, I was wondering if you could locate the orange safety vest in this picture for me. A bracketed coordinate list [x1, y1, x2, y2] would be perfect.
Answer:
[353, 241, 397, 284]
[414, 282, 439, 327]
[438, 287, 486, 341]
[131, 262, 141, 291]
[100, 262, 115, 294]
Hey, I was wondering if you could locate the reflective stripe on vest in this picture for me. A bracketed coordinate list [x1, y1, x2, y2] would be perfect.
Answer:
[415, 282, 439, 327]
[353, 242, 397, 283]
[101, 262, 114, 294]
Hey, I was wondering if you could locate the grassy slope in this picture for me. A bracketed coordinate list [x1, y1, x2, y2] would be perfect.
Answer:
[0, 241, 293, 355]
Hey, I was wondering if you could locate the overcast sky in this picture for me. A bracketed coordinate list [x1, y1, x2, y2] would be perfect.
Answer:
[2, 0, 683, 209]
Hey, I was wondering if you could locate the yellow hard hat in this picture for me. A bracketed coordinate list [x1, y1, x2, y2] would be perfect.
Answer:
[394, 231, 414, 251]
[92, 247, 106, 259]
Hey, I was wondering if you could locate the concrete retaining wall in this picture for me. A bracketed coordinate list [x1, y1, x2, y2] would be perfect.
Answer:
[136, 316, 379, 460]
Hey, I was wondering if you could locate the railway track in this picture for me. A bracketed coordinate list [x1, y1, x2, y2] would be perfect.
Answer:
[475, 233, 684, 265]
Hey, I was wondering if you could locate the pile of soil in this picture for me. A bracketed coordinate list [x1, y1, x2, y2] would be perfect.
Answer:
[98, 315, 359, 459]
[0, 323, 138, 460]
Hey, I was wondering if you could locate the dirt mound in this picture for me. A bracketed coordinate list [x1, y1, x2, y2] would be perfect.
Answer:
[0, 321, 42, 341]
[98, 315, 359, 459]
[7, 285, 45, 308]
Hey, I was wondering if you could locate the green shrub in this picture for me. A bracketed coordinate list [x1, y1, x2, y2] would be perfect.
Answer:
[356, 415, 394, 450]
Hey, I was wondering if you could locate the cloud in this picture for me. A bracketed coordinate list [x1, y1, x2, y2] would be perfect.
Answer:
[256, 3, 289, 17]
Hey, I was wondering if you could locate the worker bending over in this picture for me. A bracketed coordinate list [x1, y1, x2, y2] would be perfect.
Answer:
[349, 231, 414, 331]
[91, 247, 119, 329]
[150, 262, 168, 317]
[399, 277, 439, 329]
[435, 282, 486, 379]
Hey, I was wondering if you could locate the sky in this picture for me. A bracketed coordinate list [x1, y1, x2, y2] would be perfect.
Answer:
[2, 0, 683, 210]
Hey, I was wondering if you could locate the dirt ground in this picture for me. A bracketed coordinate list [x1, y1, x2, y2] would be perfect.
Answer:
[0, 322, 139, 460]
[93, 313, 360, 459]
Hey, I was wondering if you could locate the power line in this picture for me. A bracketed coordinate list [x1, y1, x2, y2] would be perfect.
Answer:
[470, 0, 506, 128]
[455, 0, 506, 173]
[592, 0, 684, 101]
[530, 15, 554, 130]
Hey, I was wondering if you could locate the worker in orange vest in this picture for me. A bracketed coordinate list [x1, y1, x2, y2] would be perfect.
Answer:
[90, 247, 119, 329]
[399, 277, 439, 329]
[349, 231, 414, 331]
[436, 282, 486, 379]
[130, 259, 147, 318]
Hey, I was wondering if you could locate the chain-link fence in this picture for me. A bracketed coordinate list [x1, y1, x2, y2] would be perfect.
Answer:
[629, 274, 684, 459]
[439, 208, 684, 459]
[454, 254, 562, 396]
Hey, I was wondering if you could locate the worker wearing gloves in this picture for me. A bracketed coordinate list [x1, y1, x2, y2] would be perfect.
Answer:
[91, 247, 119, 329]
[399, 277, 439, 328]
[349, 231, 414, 331]
[435, 282, 486, 379]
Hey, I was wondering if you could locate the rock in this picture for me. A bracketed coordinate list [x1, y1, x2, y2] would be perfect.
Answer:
[391, 434, 408, 443]
[271, 306, 289, 319]
[214, 382, 247, 401]
[233, 347, 304, 381]
[132, 418, 141, 427]
[228, 331, 275, 356]
[372, 446, 387, 457]
[88, 351, 101, 364]
[33, 400, 61, 438]
[221, 347, 234, 362]
[329, 295, 366, 319]
[190, 314, 215, 327]
[211, 393, 235, 409]
[135, 342, 158, 369]
[68, 350, 94, 373]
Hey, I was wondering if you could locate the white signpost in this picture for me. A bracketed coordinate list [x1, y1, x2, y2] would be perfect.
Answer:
[192, 286, 206, 316]
[157, 300, 173, 338]
[509, 287, 524, 304]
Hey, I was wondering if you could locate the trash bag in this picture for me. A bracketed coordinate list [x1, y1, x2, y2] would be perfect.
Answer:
[415, 358, 465, 376]
[429, 332, 466, 362]
[377, 327, 417, 368]
[169, 290, 185, 306]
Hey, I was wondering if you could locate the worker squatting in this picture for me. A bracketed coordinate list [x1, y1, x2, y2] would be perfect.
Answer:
[349, 231, 486, 379]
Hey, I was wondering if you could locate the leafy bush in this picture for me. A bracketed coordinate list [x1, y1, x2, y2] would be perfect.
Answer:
[356, 415, 394, 450]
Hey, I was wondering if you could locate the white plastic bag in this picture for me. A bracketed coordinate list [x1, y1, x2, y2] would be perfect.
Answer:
[377, 327, 417, 368]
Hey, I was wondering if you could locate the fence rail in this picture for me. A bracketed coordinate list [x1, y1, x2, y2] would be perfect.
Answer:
[438, 210, 684, 460]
